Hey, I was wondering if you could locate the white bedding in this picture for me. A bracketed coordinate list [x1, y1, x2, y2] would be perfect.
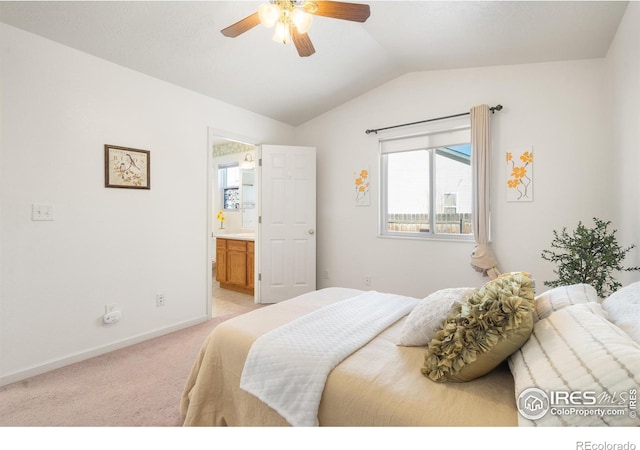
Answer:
[239, 290, 419, 426]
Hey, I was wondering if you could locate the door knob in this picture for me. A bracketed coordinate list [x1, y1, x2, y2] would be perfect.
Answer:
[308, 229, 315, 235]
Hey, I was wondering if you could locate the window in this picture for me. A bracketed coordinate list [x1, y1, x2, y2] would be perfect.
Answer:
[219, 163, 240, 210]
[380, 126, 473, 240]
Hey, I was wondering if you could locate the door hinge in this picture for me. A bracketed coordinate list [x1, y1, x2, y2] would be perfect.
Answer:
[258, 273, 262, 281]
[258, 216, 262, 224]
[259, 158, 262, 167]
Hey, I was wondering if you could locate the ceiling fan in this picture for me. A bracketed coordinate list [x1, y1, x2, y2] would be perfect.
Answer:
[221, 1, 371, 57]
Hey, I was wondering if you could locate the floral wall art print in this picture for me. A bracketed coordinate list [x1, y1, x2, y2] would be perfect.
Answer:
[354, 167, 371, 206]
[506, 148, 533, 202]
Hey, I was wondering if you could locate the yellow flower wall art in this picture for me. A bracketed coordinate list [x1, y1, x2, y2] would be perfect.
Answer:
[506, 148, 533, 202]
[354, 167, 371, 206]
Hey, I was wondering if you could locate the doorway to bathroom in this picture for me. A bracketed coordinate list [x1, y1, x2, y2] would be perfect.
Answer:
[210, 133, 257, 317]
[206, 128, 318, 317]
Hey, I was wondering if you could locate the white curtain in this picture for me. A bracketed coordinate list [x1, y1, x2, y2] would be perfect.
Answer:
[470, 104, 501, 279]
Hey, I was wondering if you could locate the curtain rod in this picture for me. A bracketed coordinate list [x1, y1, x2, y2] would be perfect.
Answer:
[365, 104, 503, 135]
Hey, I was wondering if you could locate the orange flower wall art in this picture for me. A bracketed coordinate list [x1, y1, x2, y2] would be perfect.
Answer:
[354, 167, 371, 206]
[506, 148, 533, 202]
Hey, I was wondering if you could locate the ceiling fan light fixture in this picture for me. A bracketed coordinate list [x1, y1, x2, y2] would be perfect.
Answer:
[291, 8, 313, 34]
[221, 1, 370, 57]
[272, 20, 291, 44]
[258, 3, 280, 28]
[303, 1, 319, 14]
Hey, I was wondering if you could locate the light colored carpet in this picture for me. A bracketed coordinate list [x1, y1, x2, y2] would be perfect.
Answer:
[0, 309, 260, 427]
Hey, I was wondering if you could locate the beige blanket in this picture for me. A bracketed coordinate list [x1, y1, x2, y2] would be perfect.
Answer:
[180, 288, 518, 426]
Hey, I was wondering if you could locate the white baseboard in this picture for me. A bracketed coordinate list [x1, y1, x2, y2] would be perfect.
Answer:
[0, 316, 209, 387]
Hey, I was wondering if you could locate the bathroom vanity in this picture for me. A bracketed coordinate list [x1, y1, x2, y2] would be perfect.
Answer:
[215, 234, 254, 295]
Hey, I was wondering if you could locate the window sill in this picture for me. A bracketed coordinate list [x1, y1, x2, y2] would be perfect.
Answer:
[378, 232, 475, 243]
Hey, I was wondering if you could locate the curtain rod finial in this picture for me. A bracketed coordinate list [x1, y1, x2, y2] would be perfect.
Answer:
[491, 104, 503, 113]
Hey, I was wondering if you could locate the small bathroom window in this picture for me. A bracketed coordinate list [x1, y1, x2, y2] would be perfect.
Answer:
[219, 163, 240, 210]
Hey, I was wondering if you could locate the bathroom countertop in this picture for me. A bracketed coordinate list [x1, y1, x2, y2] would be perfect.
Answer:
[215, 233, 255, 241]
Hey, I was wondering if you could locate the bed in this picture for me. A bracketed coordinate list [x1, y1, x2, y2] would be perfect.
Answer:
[180, 278, 640, 427]
[180, 287, 518, 427]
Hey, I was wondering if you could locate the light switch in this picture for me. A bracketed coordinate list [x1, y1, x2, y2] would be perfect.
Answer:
[32, 204, 55, 221]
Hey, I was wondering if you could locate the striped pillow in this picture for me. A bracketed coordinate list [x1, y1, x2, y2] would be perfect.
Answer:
[508, 303, 640, 426]
[533, 284, 599, 322]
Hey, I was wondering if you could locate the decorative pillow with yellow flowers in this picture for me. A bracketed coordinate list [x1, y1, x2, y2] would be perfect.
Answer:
[421, 272, 535, 383]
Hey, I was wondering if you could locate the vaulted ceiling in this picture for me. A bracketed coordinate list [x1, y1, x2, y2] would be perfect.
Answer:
[0, 1, 629, 125]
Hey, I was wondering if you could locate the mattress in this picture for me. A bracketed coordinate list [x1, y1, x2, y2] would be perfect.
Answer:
[180, 287, 518, 426]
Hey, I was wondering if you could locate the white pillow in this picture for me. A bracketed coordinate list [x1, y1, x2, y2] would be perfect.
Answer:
[508, 303, 640, 426]
[602, 281, 640, 344]
[533, 283, 599, 322]
[396, 287, 475, 347]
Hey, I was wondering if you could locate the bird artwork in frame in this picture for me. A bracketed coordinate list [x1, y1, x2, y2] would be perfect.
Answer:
[105, 145, 151, 189]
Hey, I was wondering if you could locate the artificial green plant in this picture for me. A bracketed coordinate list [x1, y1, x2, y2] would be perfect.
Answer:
[541, 217, 640, 297]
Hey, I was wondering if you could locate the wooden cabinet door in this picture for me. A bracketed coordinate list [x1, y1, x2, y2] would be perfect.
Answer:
[227, 240, 247, 286]
[216, 238, 253, 295]
[247, 241, 254, 289]
[216, 239, 227, 283]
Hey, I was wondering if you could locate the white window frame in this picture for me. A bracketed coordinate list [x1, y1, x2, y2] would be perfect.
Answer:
[379, 125, 473, 241]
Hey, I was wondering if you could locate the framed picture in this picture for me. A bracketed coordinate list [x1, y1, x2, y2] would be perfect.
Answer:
[506, 147, 533, 202]
[354, 166, 370, 207]
[104, 145, 150, 189]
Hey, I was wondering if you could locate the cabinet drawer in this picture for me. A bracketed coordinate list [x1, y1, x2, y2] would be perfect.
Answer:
[247, 241, 254, 253]
[216, 238, 227, 249]
[227, 239, 247, 252]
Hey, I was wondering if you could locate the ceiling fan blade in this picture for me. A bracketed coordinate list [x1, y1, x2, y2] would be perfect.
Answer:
[221, 12, 261, 37]
[311, 1, 371, 23]
[292, 29, 316, 57]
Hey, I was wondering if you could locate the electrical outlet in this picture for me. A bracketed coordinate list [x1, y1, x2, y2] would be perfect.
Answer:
[31, 204, 55, 221]
[103, 311, 121, 324]
[156, 293, 165, 307]
[364, 276, 371, 287]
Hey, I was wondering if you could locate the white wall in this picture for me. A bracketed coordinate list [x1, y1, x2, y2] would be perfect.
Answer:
[296, 59, 612, 298]
[605, 2, 640, 286]
[0, 24, 294, 384]
[4, 6, 638, 385]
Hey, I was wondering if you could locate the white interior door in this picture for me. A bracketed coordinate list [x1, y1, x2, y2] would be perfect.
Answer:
[256, 145, 316, 303]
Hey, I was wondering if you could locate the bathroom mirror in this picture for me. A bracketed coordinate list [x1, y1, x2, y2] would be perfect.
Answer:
[241, 169, 256, 229]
